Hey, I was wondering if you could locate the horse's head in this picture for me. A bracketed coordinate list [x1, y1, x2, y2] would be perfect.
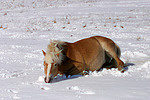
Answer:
[42, 41, 64, 83]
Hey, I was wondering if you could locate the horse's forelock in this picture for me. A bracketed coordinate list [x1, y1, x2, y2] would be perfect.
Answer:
[44, 40, 65, 65]
[44, 52, 53, 64]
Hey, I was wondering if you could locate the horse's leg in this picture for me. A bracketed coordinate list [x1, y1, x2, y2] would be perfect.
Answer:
[104, 52, 125, 72]
[102, 58, 115, 69]
[95, 37, 124, 71]
[106, 47, 124, 71]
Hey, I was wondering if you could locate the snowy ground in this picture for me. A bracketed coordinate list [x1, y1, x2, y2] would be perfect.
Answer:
[0, 0, 150, 100]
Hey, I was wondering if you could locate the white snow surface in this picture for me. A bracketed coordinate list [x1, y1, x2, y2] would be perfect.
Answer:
[0, 0, 150, 100]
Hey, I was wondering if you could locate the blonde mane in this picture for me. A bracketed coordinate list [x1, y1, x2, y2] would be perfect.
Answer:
[44, 40, 65, 65]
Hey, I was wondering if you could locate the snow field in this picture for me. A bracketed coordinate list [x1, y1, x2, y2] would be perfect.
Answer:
[0, 0, 150, 100]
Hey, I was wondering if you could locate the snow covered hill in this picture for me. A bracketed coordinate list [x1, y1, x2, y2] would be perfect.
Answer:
[0, 0, 150, 100]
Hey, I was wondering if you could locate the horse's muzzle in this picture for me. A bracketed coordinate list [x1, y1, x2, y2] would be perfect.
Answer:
[44, 77, 52, 83]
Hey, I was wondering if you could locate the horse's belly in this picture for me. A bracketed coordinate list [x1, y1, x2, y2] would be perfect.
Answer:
[88, 51, 105, 71]
[78, 38, 105, 71]
[82, 43, 105, 71]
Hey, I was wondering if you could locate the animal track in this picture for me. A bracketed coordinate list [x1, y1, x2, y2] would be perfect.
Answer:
[0, 69, 27, 79]
[66, 86, 95, 95]
[40, 86, 50, 90]
[7, 89, 21, 99]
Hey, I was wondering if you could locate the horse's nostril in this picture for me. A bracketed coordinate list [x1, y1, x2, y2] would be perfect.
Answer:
[44, 77, 52, 83]
[44, 77, 49, 83]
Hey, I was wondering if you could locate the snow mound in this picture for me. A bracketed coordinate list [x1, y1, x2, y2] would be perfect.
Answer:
[122, 51, 149, 61]
[89, 69, 129, 77]
[142, 61, 150, 68]
[141, 61, 150, 78]
[38, 76, 44, 82]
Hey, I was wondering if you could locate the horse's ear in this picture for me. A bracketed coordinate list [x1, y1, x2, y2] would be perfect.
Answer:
[42, 50, 46, 56]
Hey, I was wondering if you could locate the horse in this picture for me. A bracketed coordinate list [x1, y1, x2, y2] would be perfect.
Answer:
[42, 36, 124, 83]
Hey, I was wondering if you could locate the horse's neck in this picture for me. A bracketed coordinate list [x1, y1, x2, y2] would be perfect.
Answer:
[58, 56, 72, 73]
[58, 43, 82, 75]
[57, 43, 73, 74]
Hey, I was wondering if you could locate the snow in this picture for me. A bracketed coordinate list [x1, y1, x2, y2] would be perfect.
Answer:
[66, 86, 95, 95]
[0, 0, 150, 100]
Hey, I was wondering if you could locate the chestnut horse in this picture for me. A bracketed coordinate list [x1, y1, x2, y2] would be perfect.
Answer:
[42, 36, 124, 83]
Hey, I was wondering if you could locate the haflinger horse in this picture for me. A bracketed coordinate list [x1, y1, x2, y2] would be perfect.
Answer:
[42, 36, 124, 83]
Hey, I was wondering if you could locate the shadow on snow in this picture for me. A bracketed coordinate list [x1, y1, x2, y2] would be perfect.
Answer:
[51, 62, 135, 83]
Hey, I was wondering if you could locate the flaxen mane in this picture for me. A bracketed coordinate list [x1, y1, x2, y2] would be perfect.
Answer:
[44, 40, 65, 65]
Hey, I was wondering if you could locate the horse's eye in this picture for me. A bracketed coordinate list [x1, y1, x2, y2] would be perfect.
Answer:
[54, 63, 57, 67]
